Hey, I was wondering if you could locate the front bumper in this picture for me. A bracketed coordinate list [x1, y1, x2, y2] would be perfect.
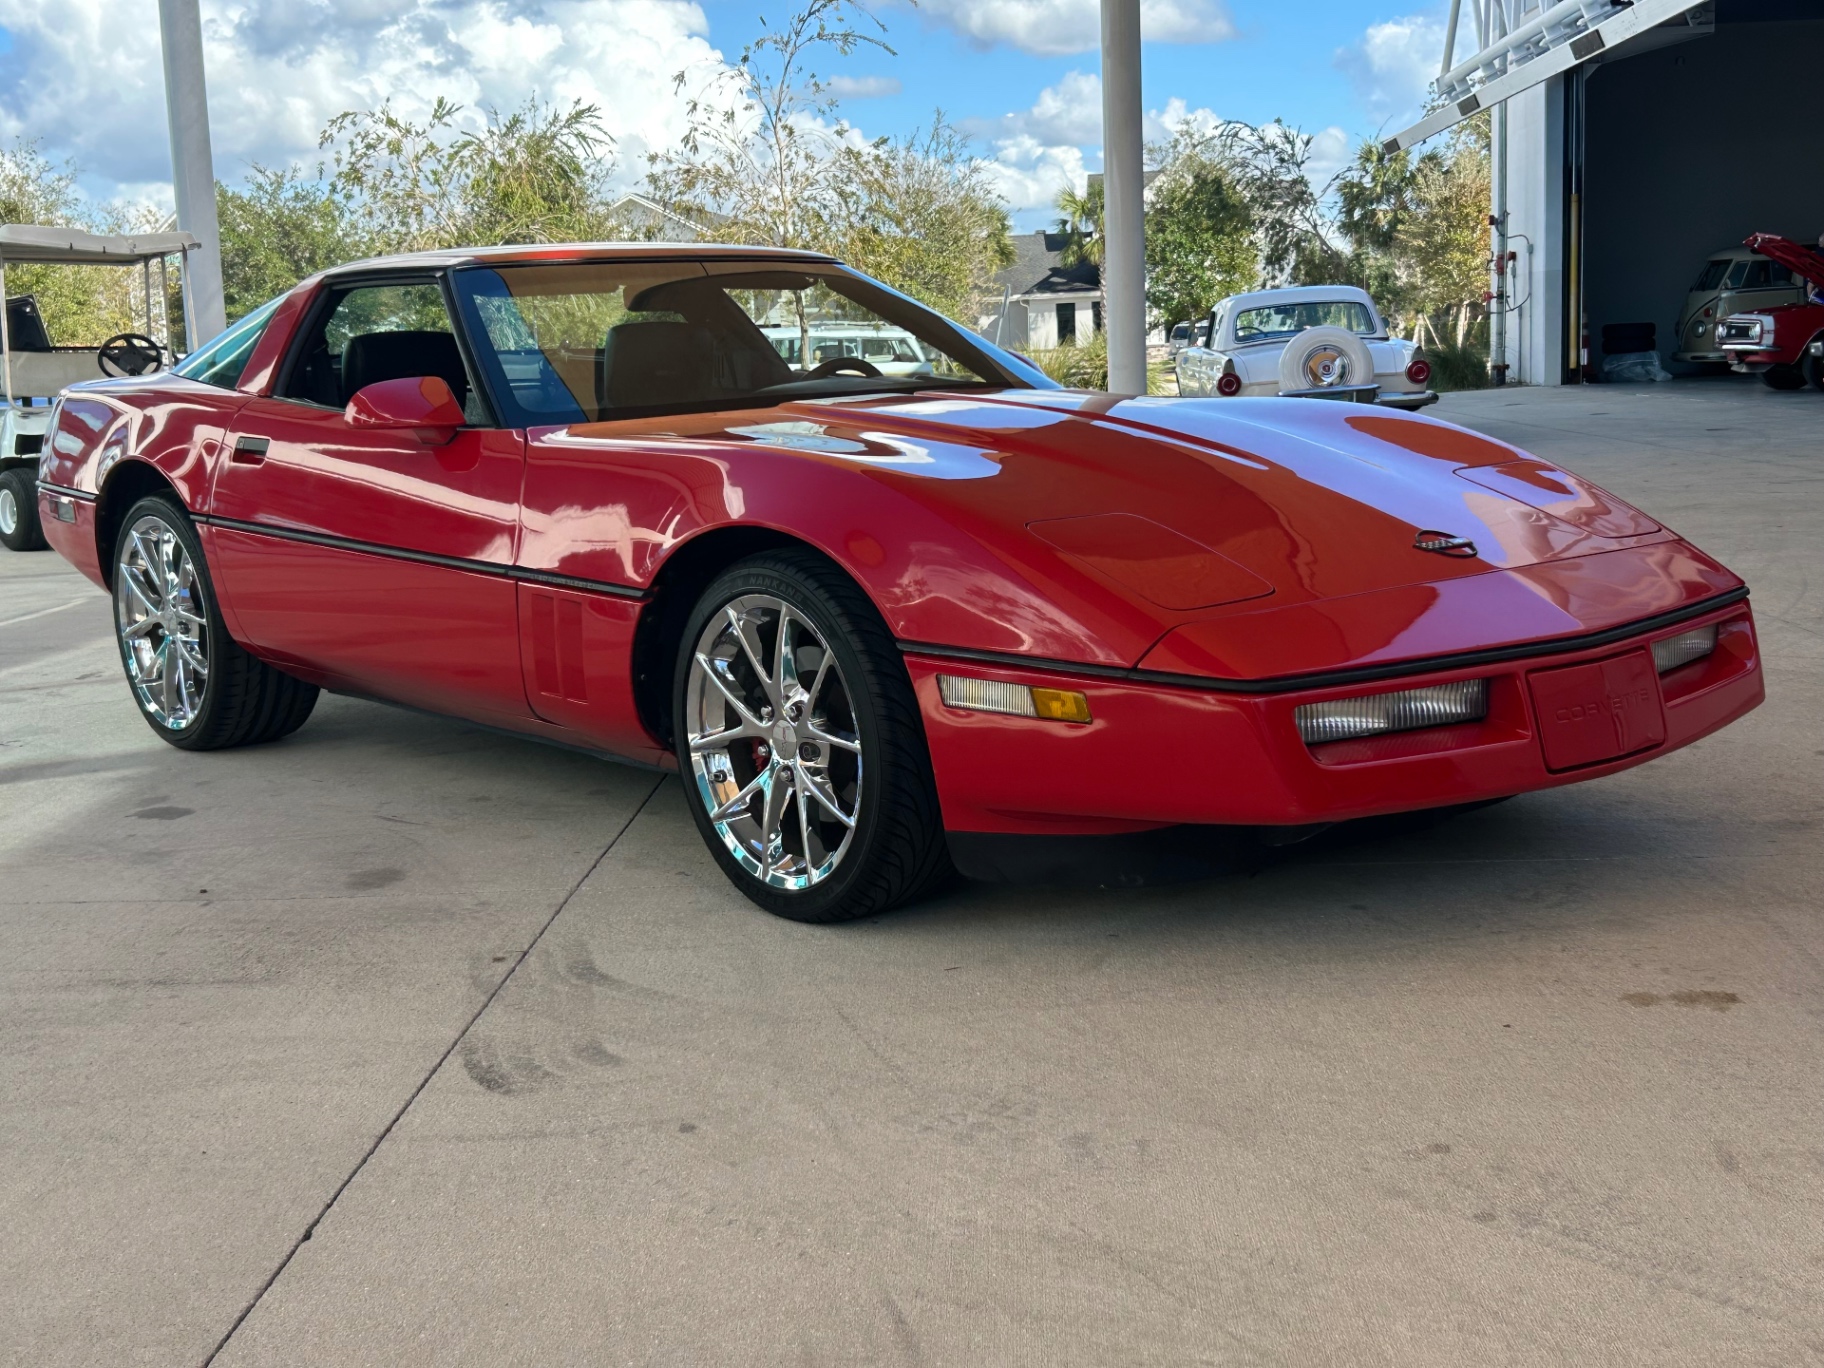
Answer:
[911, 596, 1761, 838]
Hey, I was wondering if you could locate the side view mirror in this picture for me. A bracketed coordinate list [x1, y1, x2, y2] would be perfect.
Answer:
[345, 376, 464, 445]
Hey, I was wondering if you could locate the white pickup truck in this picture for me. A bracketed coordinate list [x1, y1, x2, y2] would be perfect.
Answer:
[1174, 284, 1437, 409]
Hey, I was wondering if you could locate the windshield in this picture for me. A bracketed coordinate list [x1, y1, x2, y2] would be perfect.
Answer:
[1233, 300, 1375, 343]
[1691, 259, 1732, 292]
[171, 296, 282, 389]
[449, 260, 1030, 426]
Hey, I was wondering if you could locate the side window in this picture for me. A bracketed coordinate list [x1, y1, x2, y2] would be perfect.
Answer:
[1741, 261, 1774, 289]
[279, 281, 482, 421]
[172, 297, 282, 390]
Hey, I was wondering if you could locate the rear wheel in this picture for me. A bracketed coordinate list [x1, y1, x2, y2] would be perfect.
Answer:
[1761, 364, 1805, 391]
[0, 468, 48, 551]
[674, 551, 950, 922]
[112, 494, 319, 750]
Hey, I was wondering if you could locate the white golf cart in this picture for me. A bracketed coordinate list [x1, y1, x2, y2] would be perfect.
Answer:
[1, 224, 197, 551]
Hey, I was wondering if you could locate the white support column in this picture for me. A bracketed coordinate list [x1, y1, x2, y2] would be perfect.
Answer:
[159, 0, 226, 346]
[1100, 0, 1146, 395]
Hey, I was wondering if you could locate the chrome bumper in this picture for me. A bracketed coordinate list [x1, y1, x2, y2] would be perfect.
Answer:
[1375, 389, 1439, 410]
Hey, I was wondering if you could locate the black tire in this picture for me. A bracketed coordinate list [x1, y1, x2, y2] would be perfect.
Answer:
[1601, 322, 1655, 353]
[111, 494, 319, 751]
[0, 468, 48, 551]
[1762, 364, 1805, 391]
[673, 550, 950, 922]
[1803, 345, 1824, 392]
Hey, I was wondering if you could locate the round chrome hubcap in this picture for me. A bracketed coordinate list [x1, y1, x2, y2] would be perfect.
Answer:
[115, 514, 209, 730]
[1304, 346, 1350, 388]
[685, 594, 862, 890]
[0, 486, 17, 536]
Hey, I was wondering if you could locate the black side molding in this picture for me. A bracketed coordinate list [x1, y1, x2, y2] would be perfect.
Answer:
[901, 586, 1751, 697]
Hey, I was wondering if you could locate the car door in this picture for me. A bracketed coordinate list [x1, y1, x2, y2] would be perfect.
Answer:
[443, 259, 727, 765]
[206, 275, 532, 727]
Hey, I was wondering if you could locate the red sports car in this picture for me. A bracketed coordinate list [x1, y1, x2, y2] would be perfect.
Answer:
[36, 244, 1763, 921]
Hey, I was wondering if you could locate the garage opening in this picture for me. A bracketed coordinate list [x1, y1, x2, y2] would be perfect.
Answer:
[1581, 0, 1824, 381]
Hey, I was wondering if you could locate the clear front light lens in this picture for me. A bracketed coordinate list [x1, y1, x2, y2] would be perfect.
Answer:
[1651, 624, 1717, 674]
[939, 675, 1092, 724]
[1295, 679, 1488, 746]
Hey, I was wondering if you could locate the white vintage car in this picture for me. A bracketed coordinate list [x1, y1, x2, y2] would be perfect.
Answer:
[1174, 285, 1437, 409]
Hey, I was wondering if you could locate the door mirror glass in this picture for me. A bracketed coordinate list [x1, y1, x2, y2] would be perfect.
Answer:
[345, 376, 465, 442]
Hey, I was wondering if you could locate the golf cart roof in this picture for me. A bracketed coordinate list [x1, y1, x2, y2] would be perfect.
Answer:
[0, 224, 198, 265]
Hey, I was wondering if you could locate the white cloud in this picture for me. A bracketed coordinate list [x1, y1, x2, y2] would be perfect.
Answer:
[825, 74, 901, 99]
[1305, 125, 1353, 192]
[0, 0, 727, 204]
[961, 69, 1103, 149]
[979, 137, 1091, 218]
[970, 73, 1243, 219]
[903, 0, 1234, 57]
[1337, 11, 1446, 128]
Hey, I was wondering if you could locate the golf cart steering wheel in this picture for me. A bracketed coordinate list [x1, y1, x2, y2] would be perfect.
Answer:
[98, 333, 166, 378]
[803, 356, 882, 380]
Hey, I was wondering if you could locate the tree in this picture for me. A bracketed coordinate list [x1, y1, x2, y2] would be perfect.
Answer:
[828, 121, 1013, 325]
[0, 139, 138, 345]
[1203, 120, 1345, 286]
[216, 166, 357, 320]
[1052, 178, 1104, 269]
[1395, 121, 1490, 346]
[647, 0, 890, 249]
[1330, 115, 1490, 349]
[1144, 155, 1255, 331]
[649, 1, 1013, 324]
[1331, 137, 1421, 322]
[320, 97, 615, 254]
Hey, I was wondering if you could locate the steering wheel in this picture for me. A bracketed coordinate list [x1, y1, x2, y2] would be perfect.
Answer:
[802, 356, 882, 380]
[98, 333, 166, 378]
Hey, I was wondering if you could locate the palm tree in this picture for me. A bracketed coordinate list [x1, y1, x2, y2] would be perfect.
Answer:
[1053, 179, 1104, 268]
[1052, 179, 1105, 344]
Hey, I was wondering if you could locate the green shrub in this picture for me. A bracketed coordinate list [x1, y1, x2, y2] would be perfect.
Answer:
[1426, 338, 1489, 391]
[1031, 332, 1108, 389]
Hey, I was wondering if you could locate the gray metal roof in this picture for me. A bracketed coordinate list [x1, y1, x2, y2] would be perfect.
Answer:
[0, 225, 198, 265]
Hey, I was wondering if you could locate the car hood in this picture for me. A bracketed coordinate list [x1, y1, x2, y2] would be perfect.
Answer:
[768, 389, 1667, 592]
[1744, 232, 1824, 290]
[580, 389, 1682, 671]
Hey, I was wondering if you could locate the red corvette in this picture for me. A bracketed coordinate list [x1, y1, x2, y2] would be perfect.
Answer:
[36, 244, 1762, 920]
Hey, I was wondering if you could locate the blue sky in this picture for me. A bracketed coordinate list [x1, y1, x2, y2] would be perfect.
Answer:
[0, 0, 1446, 227]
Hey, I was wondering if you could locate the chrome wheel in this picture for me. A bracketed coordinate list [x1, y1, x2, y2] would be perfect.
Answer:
[0, 484, 17, 537]
[115, 513, 210, 730]
[1302, 344, 1350, 388]
[684, 593, 862, 891]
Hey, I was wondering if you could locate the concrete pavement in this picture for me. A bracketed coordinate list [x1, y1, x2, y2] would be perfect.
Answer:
[1, 378, 1819, 1365]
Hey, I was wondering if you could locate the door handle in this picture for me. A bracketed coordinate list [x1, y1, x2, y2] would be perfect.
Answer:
[231, 436, 269, 465]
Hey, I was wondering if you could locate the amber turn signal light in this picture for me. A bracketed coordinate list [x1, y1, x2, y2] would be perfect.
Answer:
[938, 675, 1092, 725]
[1030, 688, 1093, 723]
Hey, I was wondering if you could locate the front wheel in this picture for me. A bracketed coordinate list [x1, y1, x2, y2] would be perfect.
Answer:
[1761, 364, 1805, 391]
[1802, 346, 1824, 392]
[112, 495, 319, 749]
[0, 468, 48, 551]
[674, 551, 950, 922]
